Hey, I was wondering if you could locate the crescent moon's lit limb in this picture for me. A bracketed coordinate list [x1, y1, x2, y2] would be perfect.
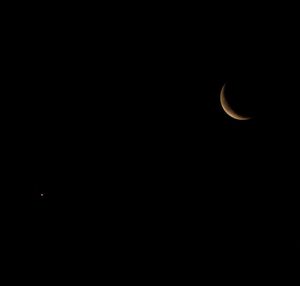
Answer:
[220, 84, 252, 121]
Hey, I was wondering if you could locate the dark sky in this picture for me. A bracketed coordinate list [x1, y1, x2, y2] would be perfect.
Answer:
[3, 4, 299, 271]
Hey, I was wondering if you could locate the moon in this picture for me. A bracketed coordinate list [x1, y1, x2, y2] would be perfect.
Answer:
[220, 84, 252, 120]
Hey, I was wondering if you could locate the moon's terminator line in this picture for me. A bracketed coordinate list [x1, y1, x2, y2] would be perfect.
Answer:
[220, 84, 252, 121]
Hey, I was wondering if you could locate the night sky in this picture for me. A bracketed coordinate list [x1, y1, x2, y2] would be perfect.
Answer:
[3, 4, 299, 273]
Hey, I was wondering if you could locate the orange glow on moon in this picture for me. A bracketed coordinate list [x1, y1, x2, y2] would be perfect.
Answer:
[220, 84, 252, 121]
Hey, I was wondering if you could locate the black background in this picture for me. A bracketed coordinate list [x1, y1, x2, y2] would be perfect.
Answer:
[2, 3, 299, 277]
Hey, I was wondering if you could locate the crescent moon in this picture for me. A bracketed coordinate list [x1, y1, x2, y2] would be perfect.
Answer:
[220, 84, 252, 121]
